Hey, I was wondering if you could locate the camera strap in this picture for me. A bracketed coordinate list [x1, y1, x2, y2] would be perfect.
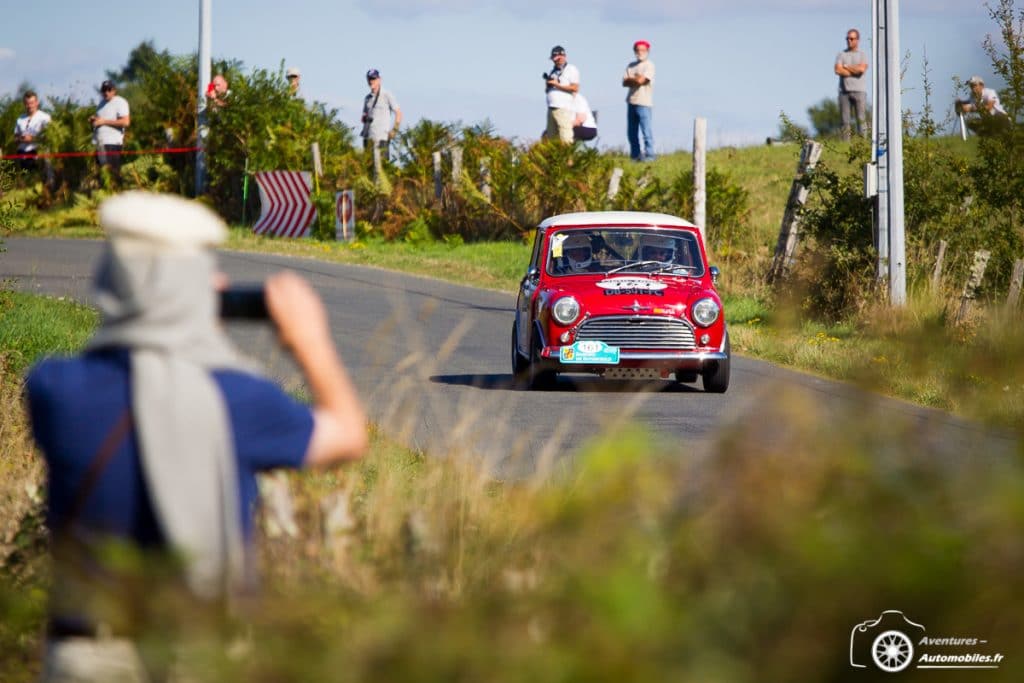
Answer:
[65, 407, 134, 531]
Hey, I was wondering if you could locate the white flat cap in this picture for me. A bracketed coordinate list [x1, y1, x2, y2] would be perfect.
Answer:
[99, 191, 227, 251]
[286, 67, 301, 78]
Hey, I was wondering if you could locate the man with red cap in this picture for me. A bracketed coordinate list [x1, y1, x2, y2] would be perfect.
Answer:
[622, 40, 656, 161]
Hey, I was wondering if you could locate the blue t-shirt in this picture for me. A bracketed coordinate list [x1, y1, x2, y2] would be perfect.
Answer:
[26, 348, 314, 545]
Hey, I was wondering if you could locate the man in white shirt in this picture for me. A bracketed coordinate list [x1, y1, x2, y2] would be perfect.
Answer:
[544, 46, 580, 144]
[13, 90, 52, 172]
[957, 75, 1010, 136]
[89, 80, 131, 178]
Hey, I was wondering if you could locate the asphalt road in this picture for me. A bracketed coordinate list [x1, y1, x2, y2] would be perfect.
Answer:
[4, 237, 1017, 477]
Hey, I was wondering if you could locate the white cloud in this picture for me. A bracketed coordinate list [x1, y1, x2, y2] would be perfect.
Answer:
[0, 47, 15, 60]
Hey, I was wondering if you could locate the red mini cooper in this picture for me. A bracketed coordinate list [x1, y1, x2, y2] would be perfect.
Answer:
[511, 211, 730, 392]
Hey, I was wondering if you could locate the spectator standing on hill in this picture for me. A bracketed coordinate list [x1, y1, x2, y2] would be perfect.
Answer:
[206, 74, 230, 108]
[26, 192, 368, 682]
[90, 80, 130, 179]
[572, 93, 598, 142]
[835, 28, 869, 140]
[956, 75, 1009, 136]
[622, 40, 655, 161]
[286, 66, 302, 96]
[544, 45, 580, 144]
[13, 90, 52, 173]
[361, 68, 402, 158]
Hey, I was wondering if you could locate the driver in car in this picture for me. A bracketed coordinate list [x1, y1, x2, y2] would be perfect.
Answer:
[638, 234, 676, 264]
[562, 233, 596, 273]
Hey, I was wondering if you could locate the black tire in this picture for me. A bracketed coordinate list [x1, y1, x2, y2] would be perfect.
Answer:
[527, 333, 557, 390]
[511, 323, 529, 379]
[701, 334, 730, 393]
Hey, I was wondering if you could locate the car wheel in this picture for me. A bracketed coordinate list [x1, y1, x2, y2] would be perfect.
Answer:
[511, 323, 529, 380]
[528, 333, 557, 390]
[701, 334, 730, 393]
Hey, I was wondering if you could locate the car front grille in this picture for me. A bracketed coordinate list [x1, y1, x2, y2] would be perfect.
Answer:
[576, 316, 696, 350]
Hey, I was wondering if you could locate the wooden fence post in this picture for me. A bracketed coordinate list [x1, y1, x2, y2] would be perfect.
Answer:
[432, 151, 443, 202]
[931, 240, 948, 292]
[693, 117, 707, 244]
[1007, 258, 1024, 310]
[767, 140, 823, 284]
[480, 157, 492, 201]
[372, 143, 383, 186]
[955, 249, 991, 324]
[606, 167, 623, 201]
[450, 147, 463, 184]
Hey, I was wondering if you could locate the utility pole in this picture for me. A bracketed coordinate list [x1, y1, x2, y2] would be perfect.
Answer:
[196, 0, 211, 196]
[873, 0, 906, 305]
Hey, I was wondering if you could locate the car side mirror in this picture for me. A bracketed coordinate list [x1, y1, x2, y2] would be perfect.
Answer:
[525, 267, 540, 285]
[709, 265, 720, 285]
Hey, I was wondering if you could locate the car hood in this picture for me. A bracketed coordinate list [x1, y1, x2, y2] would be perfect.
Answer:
[546, 274, 714, 311]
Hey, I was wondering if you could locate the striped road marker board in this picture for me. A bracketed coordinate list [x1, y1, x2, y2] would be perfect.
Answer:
[252, 171, 316, 238]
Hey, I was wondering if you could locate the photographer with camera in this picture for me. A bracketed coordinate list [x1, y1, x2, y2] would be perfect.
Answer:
[543, 45, 580, 144]
[360, 68, 402, 158]
[26, 191, 368, 681]
[956, 75, 1010, 137]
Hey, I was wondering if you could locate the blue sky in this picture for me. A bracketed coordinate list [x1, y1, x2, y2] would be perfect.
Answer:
[1, 1, 997, 152]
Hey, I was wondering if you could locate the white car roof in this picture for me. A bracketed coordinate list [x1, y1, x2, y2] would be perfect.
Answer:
[538, 211, 698, 230]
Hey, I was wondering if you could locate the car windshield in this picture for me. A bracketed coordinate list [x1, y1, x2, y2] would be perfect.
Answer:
[544, 228, 704, 277]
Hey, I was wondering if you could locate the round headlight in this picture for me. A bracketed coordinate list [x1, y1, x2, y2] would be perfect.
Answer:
[691, 298, 720, 327]
[552, 296, 581, 325]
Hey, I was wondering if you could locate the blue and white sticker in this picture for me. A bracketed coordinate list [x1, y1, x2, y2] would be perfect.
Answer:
[559, 340, 620, 364]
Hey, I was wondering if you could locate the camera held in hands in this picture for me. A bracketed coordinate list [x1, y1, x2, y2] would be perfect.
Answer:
[219, 285, 269, 320]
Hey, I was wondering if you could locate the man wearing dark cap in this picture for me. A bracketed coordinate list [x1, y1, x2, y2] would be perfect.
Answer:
[622, 40, 656, 161]
[544, 46, 580, 144]
[89, 81, 131, 180]
[360, 68, 402, 158]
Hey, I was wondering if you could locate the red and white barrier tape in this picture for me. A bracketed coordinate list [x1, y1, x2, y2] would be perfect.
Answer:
[1, 146, 200, 161]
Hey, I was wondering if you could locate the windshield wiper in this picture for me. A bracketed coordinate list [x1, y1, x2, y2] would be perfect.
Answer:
[605, 260, 663, 275]
[651, 265, 698, 276]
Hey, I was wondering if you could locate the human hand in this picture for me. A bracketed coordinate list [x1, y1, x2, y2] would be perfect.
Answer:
[388, 128, 397, 140]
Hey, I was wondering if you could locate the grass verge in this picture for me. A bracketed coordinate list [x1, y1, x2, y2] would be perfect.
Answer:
[2, 293, 1022, 681]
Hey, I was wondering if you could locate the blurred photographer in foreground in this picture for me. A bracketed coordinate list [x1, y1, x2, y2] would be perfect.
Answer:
[956, 75, 1010, 136]
[26, 191, 368, 681]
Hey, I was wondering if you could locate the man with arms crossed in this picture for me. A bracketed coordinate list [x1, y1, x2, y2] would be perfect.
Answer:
[622, 40, 655, 161]
[835, 29, 869, 140]
[90, 80, 131, 179]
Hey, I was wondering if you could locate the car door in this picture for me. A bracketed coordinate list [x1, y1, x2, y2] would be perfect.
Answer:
[515, 227, 545, 355]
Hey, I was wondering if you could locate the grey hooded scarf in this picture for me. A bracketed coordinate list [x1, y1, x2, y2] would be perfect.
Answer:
[84, 192, 257, 601]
